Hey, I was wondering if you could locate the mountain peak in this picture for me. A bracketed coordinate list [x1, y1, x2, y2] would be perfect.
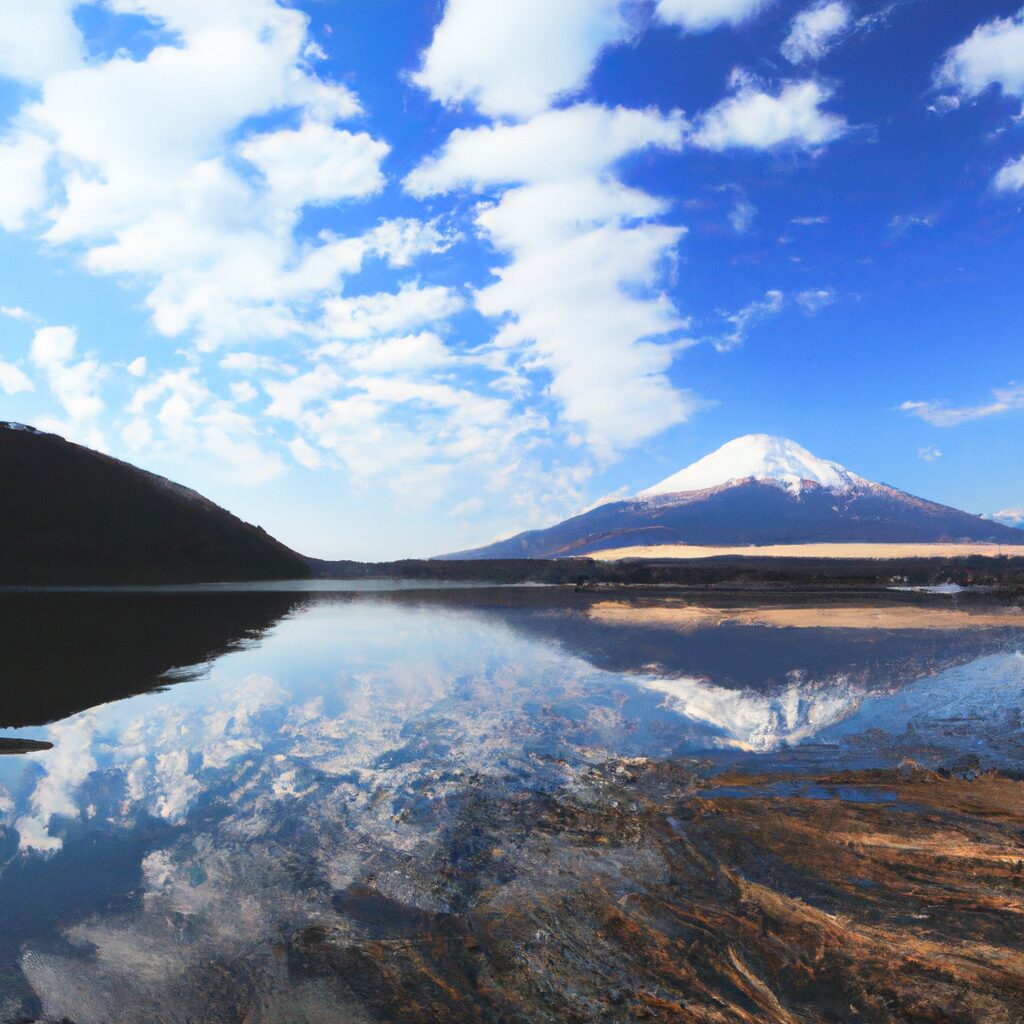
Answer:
[638, 434, 868, 498]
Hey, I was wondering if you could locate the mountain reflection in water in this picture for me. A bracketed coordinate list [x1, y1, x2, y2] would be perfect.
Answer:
[0, 587, 1021, 1022]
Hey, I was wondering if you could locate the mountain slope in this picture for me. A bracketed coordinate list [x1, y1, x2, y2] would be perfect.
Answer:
[0, 422, 310, 584]
[445, 435, 1024, 559]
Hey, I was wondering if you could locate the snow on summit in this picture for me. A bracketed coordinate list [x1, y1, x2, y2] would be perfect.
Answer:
[638, 435, 868, 498]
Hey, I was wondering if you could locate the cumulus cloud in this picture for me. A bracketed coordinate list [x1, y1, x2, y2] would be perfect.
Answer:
[0, 1, 388, 351]
[0, 132, 52, 231]
[0, 360, 34, 395]
[404, 103, 687, 196]
[238, 121, 389, 207]
[994, 155, 1024, 192]
[693, 72, 847, 150]
[125, 365, 286, 484]
[264, 364, 343, 421]
[655, 0, 770, 33]
[936, 10, 1024, 100]
[319, 283, 465, 344]
[782, 1, 851, 63]
[918, 445, 943, 462]
[900, 383, 1024, 427]
[936, 10, 1024, 195]
[407, 100, 698, 456]
[30, 325, 105, 421]
[16, 713, 97, 853]
[0, 0, 82, 83]
[411, 0, 634, 119]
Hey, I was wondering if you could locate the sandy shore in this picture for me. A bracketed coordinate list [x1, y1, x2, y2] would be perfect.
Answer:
[587, 541, 1024, 561]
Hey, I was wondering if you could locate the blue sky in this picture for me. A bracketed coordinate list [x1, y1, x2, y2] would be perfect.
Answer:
[0, 0, 1022, 559]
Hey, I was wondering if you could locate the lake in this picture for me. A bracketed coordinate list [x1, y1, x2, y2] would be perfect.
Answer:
[2, 585, 1023, 1022]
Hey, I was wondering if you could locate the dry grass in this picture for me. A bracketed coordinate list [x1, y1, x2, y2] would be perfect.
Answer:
[587, 601, 1024, 630]
[586, 542, 1024, 561]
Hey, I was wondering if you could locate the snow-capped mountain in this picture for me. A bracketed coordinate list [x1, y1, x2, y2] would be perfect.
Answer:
[638, 434, 867, 498]
[444, 434, 1024, 559]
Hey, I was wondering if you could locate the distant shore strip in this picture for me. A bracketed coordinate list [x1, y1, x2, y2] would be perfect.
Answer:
[587, 542, 1024, 561]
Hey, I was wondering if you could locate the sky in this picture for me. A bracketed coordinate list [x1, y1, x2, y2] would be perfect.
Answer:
[0, 0, 1022, 560]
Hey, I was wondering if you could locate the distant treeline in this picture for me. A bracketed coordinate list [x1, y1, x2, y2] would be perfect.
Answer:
[307, 555, 1024, 590]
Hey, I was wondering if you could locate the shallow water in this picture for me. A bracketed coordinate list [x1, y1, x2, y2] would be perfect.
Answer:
[0, 587, 1021, 1020]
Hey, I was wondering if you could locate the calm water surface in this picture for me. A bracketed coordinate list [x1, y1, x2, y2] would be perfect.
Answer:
[0, 586, 1021, 1021]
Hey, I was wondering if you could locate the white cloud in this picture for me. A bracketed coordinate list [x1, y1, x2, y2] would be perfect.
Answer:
[0, 0, 82, 83]
[0, 360, 34, 394]
[16, 713, 96, 853]
[918, 445, 943, 462]
[404, 103, 687, 195]
[728, 199, 756, 233]
[475, 213, 697, 454]
[0, 132, 51, 231]
[264, 364, 342, 420]
[363, 218, 455, 268]
[126, 356, 148, 377]
[126, 365, 286, 484]
[790, 214, 828, 225]
[30, 325, 106, 420]
[655, 0, 770, 33]
[782, 2, 851, 64]
[716, 289, 784, 351]
[404, 95, 699, 456]
[229, 380, 257, 403]
[795, 287, 835, 314]
[239, 120, 389, 207]
[995, 154, 1024, 192]
[346, 332, 454, 374]
[936, 10, 1024, 100]
[219, 352, 296, 375]
[0, 304, 33, 321]
[936, 12, 1024, 197]
[694, 73, 847, 151]
[889, 212, 937, 235]
[288, 436, 323, 469]
[319, 283, 465, 344]
[993, 506, 1024, 524]
[0, 2, 389, 350]
[900, 383, 1024, 427]
[411, 0, 634, 120]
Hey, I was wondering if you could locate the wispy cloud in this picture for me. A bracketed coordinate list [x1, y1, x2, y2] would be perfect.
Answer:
[715, 289, 784, 352]
[888, 212, 937, 236]
[993, 506, 1024, 525]
[728, 199, 757, 233]
[901, 383, 1024, 427]
[782, 2, 852, 64]
[795, 287, 836, 315]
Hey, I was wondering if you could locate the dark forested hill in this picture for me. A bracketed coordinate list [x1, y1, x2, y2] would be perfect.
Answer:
[0, 423, 309, 584]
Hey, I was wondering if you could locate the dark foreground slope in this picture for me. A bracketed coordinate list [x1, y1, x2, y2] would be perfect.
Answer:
[0, 423, 309, 584]
[445, 480, 1024, 559]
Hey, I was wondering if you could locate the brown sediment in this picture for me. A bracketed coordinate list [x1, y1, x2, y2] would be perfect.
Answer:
[587, 600, 1024, 630]
[291, 761, 1024, 1022]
